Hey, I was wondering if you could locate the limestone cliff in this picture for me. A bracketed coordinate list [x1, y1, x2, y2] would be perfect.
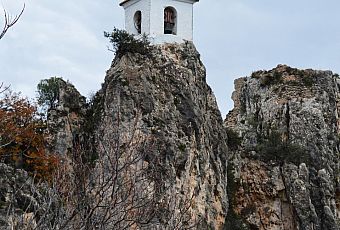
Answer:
[46, 79, 87, 156]
[226, 65, 340, 230]
[92, 42, 228, 229]
[5, 40, 339, 230]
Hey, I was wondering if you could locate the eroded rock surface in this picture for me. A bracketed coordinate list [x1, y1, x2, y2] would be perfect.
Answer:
[46, 79, 87, 156]
[94, 42, 228, 229]
[0, 163, 39, 229]
[226, 65, 340, 230]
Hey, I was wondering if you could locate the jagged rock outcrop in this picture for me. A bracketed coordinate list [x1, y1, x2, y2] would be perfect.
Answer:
[12, 39, 340, 230]
[92, 42, 229, 229]
[226, 65, 340, 230]
[46, 79, 87, 156]
[0, 163, 39, 229]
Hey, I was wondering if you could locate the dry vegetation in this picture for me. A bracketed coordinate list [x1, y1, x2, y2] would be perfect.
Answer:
[0, 83, 195, 229]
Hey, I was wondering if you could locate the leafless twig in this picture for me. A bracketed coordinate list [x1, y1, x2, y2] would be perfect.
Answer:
[0, 3, 25, 40]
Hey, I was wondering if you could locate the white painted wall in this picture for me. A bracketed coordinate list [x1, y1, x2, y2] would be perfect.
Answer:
[150, 0, 193, 40]
[122, 0, 151, 35]
[121, 0, 197, 44]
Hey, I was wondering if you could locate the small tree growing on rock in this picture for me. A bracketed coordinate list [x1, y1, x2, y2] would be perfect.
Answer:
[37, 77, 63, 110]
[104, 27, 151, 57]
[256, 131, 308, 165]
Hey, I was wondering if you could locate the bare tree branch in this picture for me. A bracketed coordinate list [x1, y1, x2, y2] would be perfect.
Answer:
[0, 96, 197, 229]
[0, 82, 10, 94]
[0, 3, 25, 40]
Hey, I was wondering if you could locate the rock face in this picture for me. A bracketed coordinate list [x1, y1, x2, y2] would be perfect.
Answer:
[46, 79, 87, 156]
[0, 163, 39, 229]
[7, 42, 339, 229]
[226, 65, 340, 230]
[93, 42, 228, 229]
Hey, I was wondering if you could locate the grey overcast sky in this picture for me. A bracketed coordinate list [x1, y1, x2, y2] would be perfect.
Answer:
[1, 0, 340, 117]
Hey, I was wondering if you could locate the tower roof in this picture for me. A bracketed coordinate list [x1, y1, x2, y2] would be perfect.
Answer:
[120, 0, 199, 6]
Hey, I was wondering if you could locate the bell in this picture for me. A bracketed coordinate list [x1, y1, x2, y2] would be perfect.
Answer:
[164, 22, 174, 34]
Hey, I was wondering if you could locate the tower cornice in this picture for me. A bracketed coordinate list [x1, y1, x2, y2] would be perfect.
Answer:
[120, 0, 199, 7]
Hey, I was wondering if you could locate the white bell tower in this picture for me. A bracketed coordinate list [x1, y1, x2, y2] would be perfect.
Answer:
[120, 0, 199, 44]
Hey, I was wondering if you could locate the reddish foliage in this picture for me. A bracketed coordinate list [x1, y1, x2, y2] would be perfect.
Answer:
[0, 91, 59, 181]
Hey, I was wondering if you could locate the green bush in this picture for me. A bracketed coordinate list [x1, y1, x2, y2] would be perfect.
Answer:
[226, 128, 242, 151]
[251, 70, 283, 87]
[178, 143, 186, 152]
[301, 75, 314, 87]
[104, 28, 150, 57]
[256, 132, 308, 165]
[37, 77, 62, 109]
[224, 163, 249, 230]
[260, 71, 283, 86]
[224, 211, 249, 230]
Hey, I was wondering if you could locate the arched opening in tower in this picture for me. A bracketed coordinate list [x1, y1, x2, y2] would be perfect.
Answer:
[134, 11, 142, 34]
[164, 7, 177, 35]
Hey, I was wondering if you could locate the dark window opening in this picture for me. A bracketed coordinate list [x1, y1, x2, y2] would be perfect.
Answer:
[164, 7, 177, 35]
[134, 11, 142, 34]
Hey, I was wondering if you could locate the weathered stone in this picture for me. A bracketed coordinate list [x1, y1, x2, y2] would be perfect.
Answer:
[0, 163, 38, 229]
[94, 42, 228, 229]
[226, 65, 340, 230]
[46, 79, 87, 156]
